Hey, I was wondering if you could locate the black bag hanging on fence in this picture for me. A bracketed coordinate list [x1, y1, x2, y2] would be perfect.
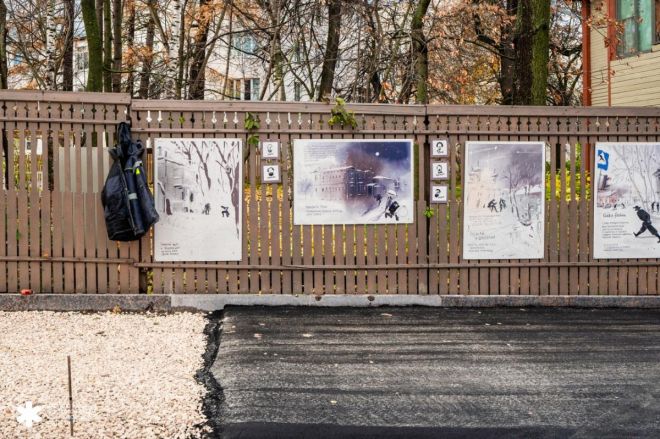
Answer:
[101, 122, 159, 241]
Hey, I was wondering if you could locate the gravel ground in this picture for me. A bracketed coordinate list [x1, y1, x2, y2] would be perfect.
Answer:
[0, 311, 210, 438]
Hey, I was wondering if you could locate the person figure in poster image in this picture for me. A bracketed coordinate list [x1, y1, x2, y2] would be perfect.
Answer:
[633, 206, 660, 243]
[384, 190, 401, 221]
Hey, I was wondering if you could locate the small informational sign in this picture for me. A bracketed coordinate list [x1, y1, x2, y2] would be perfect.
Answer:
[261, 140, 280, 160]
[294, 139, 414, 225]
[430, 184, 448, 204]
[154, 138, 242, 261]
[462, 141, 546, 260]
[430, 162, 449, 180]
[593, 142, 660, 259]
[431, 139, 448, 157]
[262, 164, 281, 183]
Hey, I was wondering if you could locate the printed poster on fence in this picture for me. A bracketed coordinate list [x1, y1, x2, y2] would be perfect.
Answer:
[154, 138, 242, 261]
[463, 141, 546, 259]
[294, 139, 414, 225]
[593, 142, 660, 259]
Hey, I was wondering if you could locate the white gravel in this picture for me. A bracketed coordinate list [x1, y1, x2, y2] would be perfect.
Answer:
[0, 311, 210, 438]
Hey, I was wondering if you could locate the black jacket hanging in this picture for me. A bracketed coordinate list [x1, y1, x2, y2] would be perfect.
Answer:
[101, 122, 159, 241]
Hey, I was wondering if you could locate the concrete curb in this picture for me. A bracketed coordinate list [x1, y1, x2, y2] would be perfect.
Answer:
[172, 294, 660, 310]
[1, 294, 659, 311]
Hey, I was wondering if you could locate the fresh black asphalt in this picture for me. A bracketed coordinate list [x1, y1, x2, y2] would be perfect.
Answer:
[205, 307, 660, 438]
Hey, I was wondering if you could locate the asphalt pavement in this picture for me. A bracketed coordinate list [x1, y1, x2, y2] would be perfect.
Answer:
[208, 307, 660, 438]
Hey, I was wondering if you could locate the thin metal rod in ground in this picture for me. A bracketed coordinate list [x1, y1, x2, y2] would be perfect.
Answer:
[67, 356, 73, 436]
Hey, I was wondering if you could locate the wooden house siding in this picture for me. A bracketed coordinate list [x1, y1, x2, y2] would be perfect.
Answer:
[589, 1, 660, 107]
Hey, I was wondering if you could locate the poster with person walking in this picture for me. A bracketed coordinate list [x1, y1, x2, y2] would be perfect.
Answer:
[593, 142, 660, 259]
[462, 141, 546, 259]
[154, 138, 243, 261]
[293, 139, 414, 224]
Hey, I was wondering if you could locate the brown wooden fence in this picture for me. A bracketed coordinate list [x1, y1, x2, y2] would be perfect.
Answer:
[1, 91, 659, 295]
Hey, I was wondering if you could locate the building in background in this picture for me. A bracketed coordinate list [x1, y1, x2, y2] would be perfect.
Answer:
[583, 0, 660, 106]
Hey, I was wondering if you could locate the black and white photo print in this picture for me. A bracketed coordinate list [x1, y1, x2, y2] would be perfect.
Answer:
[154, 138, 242, 261]
[262, 164, 281, 183]
[431, 139, 448, 157]
[261, 140, 280, 160]
[462, 141, 546, 259]
[430, 185, 448, 204]
[431, 162, 449, 180]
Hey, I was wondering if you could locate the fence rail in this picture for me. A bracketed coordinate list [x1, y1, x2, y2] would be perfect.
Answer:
[1, 91, 659, 295]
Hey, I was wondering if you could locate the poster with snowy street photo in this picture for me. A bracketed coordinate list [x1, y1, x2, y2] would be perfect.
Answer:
[462, 141, 546, 259]
[293, 139, 414, 225]
[154, 138, 242, 261]
[593, 142, 660, 259]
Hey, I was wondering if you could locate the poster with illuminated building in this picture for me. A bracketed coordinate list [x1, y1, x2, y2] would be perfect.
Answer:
[463, 141, 546, 260]
[154, 138, 242, 261]
[293, 139, 414, 225]
[593, 142, 660, 259]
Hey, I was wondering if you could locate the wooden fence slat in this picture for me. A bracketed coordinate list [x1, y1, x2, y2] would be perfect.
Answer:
[73, 192, 86, 294]
[18, 190, 29, 289]
[0, 191, 6, 293]
[84, 192, 97, 294]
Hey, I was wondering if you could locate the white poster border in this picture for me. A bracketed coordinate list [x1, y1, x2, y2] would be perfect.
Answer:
[462, 140, 547, 260]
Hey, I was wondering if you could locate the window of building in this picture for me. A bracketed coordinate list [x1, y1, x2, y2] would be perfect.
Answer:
[233, 34, 257, 55]
[616, 0, 660, 57]
[656, 0, 660, 42]
[244, 78, 260, 101]
[75, 48, 88, 71]
[225, 78, 240, 100]
[294, 81, 302, 101]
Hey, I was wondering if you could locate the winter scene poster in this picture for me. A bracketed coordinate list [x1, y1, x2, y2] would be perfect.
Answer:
[154, 138, 242, 261]
[593, 142, 660, 259]
[293, 139, 414, 225]
[462, 141, 546, 259]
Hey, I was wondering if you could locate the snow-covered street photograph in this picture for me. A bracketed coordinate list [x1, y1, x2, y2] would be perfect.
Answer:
[154, 138, 242, 261]
[293, 139, 414, 225]
[463, 141, 546, 259]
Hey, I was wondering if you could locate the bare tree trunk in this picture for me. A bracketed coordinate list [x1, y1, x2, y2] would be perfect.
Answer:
[82, 0, 103, 91]
[273, 30, 286, 101]
[62, 0, 74, 91]
[45, 0, 56, 90]
[499, 0, 517, 105]
[531, 0, 550, 105]
[513, 0, 533, 105]
[221, 6, 233, 100]
[111, 0, 122, 92]
[124, 0, 136, 95]
[316, 0, 342, 101]
[103, 0, 112, 91]
[411, 0, 430, 104]
[0, 0, 7, 89]
[138, 0, 156, 98]
[175, 0, 186, 99]
[96, 0, 103, 82]
[188, 0, 212, 99]
[166, 0, 182, 99]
